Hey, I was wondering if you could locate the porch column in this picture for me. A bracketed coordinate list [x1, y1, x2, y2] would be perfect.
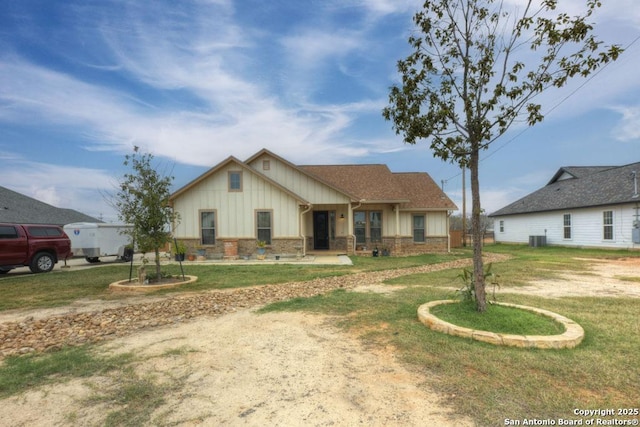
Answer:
[395, 204, 400, 236]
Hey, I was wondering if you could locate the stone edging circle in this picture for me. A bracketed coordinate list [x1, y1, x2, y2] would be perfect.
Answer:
[109, 275, 198, 292]
[417, 300, 584, 349]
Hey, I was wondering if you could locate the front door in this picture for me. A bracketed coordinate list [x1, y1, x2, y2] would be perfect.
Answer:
[313, 211, 330, 250]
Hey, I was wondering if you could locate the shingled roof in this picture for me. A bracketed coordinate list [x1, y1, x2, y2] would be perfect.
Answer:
[299, 164, 457, 210]
[0, 186, 101, 226]
[489, 162, 640, 217]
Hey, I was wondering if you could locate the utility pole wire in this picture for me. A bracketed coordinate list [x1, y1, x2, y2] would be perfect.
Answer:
[440, 33, 640, 185]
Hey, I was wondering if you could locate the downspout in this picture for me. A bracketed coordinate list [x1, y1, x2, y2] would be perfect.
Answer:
[447, 210, 452, 253]
[351, 200, 363, 254]
[300, 204, 313, 257]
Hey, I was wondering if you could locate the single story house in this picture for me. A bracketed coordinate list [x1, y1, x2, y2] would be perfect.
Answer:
[0, 185, 101, 226]
[169, 148, 457, 258]
[489, 162, 640, 250]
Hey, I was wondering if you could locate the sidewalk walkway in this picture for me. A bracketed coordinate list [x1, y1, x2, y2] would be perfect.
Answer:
[169, 254, 353, 266]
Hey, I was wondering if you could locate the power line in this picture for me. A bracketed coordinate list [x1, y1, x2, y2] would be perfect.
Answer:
[440, 33, 640, 184]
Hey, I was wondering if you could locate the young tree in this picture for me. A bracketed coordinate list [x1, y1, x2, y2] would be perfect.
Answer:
[115, 146, 179, 281]
[383, 0, 621, 311]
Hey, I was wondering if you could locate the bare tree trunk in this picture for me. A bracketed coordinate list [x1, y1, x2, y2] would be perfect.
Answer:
[470, 148, 486, 312]
[155, 247, 161, 281]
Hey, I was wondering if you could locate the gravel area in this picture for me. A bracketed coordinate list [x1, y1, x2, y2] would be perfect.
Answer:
[4, 253, 638, 427]
[0, 256, 505, 359]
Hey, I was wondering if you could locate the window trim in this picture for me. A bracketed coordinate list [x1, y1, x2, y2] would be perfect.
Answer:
[413, 214, 426, 243]
[228, 170, 243, 192]
[603, 210, 614, 241]
[354, 211, 366, 244]
[563, 213, 572, 240]
[369, 211, 382, 243]
[200, 209, 216, 245]
[256, 209, 273, 245]
[353, 210, 383, 244]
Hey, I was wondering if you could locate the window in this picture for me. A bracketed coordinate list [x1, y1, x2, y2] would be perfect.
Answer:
[353, 211, 382, 244]
[228, 171, 242, 191]
[354, 212, 366, 244]
[262, 160, 270, 170]
[201, 211, 216, 245]
[563, 214, 572, 239]
[603, 211, 613, 240]
[27, 226, 63, 237]
[257, 211, 272, 244]
[369, 211, 382, 243]
[413, 215, 426, 242]
[0, 226, 18, 239]
[499, 220, 504, 233]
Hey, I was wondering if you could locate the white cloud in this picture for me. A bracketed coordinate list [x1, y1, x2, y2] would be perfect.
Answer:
[3, 157, 118, 221]
[331, 0, 421, 17]
[610, 105, 640, 142]
[0, 0, 402, 171]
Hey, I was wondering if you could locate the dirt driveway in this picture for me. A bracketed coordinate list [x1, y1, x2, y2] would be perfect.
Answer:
[1, 256, 639, 426]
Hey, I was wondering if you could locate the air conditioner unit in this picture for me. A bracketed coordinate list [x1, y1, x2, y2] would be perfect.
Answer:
[529, 235, 547, 247]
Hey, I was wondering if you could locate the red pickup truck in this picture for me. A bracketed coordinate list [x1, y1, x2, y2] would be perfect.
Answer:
[0, 223, 72, 274]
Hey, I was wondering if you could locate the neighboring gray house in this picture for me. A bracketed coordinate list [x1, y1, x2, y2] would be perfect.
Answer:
[489, 162, 640, 249]
[0, 186, 101, 226]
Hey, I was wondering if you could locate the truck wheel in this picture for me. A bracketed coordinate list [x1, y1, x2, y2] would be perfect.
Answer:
[30, 253, 55, 273]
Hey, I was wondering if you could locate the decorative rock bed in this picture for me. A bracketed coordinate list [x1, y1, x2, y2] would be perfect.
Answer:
[417, 300, 584, 349]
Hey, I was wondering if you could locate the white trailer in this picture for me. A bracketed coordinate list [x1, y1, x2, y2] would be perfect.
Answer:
[63, 222, 134, 263]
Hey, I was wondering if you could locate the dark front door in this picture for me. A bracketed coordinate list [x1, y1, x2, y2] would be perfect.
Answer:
[313, 211, 330, 250]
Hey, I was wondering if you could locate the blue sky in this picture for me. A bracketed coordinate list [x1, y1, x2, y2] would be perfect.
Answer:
[1, 0, 639, 222]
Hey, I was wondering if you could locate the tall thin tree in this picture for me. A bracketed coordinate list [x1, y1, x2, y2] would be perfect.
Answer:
[383, 0, 621, 311]
[115, 146, 179, 281]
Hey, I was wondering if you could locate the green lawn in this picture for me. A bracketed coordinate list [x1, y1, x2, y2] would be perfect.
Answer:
[0, 252, 466, 311]
[1, 245, 639, 426]
[261, 244, 640, 426]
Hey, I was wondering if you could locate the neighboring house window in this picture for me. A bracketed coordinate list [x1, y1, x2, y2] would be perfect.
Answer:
[201, 211, 216, 245]
[370, 211, 382, 243]
[563, 214, 572, 239]
[262, 160, 270, 170]
[603, 210, 614, 240]
[413, 215, 426, 242]
[354, 212, 366, 244]
[499, 220, 504, 233]
[257, 211, 272, 244]
[228, 171, 242, 192]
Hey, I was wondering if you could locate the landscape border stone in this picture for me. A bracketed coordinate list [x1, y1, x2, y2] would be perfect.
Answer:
[417, 300, 584, 349]
[109, 275, 198, 292]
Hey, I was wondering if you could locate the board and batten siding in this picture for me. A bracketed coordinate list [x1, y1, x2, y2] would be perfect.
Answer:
[341, 207, 448, 238]
[494, 204, 638, 249]
[397, 211, 449, 237]
[249, 155, 352, 204]
[172, 164, 301, 239]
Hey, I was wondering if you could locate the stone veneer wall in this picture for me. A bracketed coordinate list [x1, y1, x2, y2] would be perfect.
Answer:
[177, 235, 448, 258]
[177, 238, 304, 259]
[352, 236, 449, 256]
